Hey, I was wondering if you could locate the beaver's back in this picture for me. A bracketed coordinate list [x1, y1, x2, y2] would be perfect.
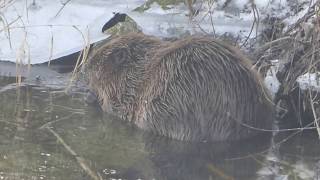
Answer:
[134, 36, 273, 142]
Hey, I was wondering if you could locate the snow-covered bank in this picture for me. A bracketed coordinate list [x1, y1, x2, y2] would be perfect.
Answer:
[0, 0, 145, 64]
[1, 0, 311, 65]
[1, 0, 252, 64]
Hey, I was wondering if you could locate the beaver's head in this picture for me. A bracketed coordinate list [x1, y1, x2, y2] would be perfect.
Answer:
[84, 33, 162, 113]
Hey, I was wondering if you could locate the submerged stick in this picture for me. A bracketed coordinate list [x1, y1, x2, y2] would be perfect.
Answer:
[46, 127, 103, 180]
[206, 163, 234, 180]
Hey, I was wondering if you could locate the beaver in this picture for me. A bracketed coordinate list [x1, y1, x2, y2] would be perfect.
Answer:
[84, 32, 273, 142]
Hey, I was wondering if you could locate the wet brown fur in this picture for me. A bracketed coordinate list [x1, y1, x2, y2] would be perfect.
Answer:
[85, 33, 273, 142]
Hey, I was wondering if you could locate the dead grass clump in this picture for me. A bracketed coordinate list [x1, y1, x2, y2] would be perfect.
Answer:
[254, 1, 320, 137]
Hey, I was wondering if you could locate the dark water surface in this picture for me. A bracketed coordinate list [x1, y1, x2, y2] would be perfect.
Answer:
[0, 74, 319, 180]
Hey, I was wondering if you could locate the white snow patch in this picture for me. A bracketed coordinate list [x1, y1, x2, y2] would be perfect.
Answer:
[0, 0, 145, 64]
[145, 2, 185, 15]
[233, 0, 285, 9]
[1, 0, 260, 65]
[0, 0, 313, 65]
[297, 72, 320, 90]
[264, 61, 281, 97]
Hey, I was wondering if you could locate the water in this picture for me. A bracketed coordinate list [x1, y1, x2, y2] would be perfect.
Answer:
[1, 0, 319, 179]
[0, 74, 319, 180]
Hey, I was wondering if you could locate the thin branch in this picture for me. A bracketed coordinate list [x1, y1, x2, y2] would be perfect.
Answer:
[66, 25, 91, 91]
[308, 89, 320, 139]
[46, 127, 103, 180]
[48, 25, 54, 66]
[241, 1, 258, 48]
[54, 0, 72, 18]
[0, 12, 13, 49]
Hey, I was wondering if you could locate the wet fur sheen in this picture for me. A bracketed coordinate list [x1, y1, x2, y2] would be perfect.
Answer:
[85, 33, 273, 142]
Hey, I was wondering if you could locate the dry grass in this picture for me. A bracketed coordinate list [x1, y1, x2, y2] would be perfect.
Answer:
[189, 0, 261, 46]
[1, 0, 30, 85]
[309, 89, 320, 138]
[254, 1, 320, 138]
[65, 25, 91, 92]
[241, 0, 260, 47]
[0, 0, 15, 9]
[0, 12, 13, 49]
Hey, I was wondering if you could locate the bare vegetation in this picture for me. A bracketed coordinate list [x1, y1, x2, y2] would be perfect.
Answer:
[1, 1, 320, 179]
[1, 0, 320, 142]
[253, 1, 320, 137]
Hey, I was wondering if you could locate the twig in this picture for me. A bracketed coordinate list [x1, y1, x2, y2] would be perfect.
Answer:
[208, 0, 216, 36]
[48, 25, 54, 66]
[227, 108, 320, 132]
[225, 120, 316, 161]
[190, 0, 214, 35]
[250, 155, 277, 175]
[253, 36, 305, 59]
[0, 16, 19, 33]
[238, 117, 319, 132]
[241, 1, 259, 48]
[222, 0, 232, 9]
[0, 12, 13, 49]
[38, 112, 80, 129]
[54, 0, 72, 18]
[46, 127, 103, 180]
[49, 103, 86, 113]
[206, 163, 234, 180]
[14, 14, 29, 85]
[0, 0, 15, 10]
[3, 24, 84, 29]
[0, 119, 20, 126]
[25, 0, 29, 22]
[185, 0, 195, 19]
[66, 25, 91, 91]
[284, 1, 317, 35]
[308, 89, 320, 139]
